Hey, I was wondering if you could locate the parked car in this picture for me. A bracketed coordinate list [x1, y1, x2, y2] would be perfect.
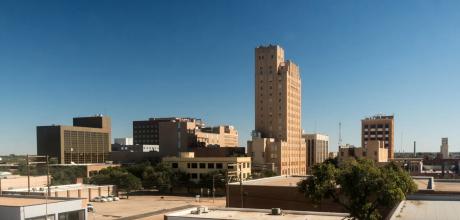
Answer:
[108, 195, 120, 201]
[91, 197, 101, 202]
[102, 196, 113, 202]
[100, 197, 108, 202]
[87, 203, 94, 212]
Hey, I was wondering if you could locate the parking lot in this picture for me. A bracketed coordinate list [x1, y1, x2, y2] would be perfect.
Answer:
[88, 195, 226, 220]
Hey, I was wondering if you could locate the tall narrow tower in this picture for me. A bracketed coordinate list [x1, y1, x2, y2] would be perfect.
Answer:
[248, 45, 306, 176]
[441, 138, 449, 159]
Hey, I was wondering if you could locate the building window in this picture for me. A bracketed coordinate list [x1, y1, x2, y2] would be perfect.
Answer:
[208, 163, 215, 169]
[58, 210, 85, 220]
[191, 163, 197, 169]
[187, 163, 191, 168]
[216, 163, 223, 169]
[191, 173, 198, 179]
[172, 163, 178, 168]
[199, 163, 206, 169]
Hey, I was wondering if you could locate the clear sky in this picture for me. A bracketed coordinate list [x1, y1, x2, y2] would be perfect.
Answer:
[1, 0, 460, 155]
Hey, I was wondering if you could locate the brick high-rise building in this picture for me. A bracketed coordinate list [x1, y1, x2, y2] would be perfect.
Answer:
[37, 115, 111, 164]
[361, 115, 394, 159]
[248, 45, 306, 175]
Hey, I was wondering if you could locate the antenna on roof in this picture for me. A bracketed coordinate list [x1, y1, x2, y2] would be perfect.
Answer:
[339, 122, 342, 147]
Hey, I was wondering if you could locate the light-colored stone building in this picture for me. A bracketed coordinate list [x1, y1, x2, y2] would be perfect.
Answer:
[441, 137, 449, 159]
[338, 141, 388, 164]
[303, 133, 329, 169]
[196, 125, 239, 148]
[133, 117, 239, 156]
[163, 152, 251, 182]
[362, 115, 395, 159]
[248, 45, 306, 175]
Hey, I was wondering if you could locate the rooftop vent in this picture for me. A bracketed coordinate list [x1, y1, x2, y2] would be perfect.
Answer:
[190, 206, 209, 215]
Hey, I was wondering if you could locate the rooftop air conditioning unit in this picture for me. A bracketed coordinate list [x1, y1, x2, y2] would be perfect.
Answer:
[271, 208, 282, 215]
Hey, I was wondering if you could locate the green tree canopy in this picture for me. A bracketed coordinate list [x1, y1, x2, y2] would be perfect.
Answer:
[298, 159, 417, 220]
[142, 162, 173, 191]
[89, 167, 141, 199]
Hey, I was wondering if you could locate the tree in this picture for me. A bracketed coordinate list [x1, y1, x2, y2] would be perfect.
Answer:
[51, 166, 86, 185]
[90, 167, 141, 199]
[198, 170, 226, 189]
[298, 159, 417, 220]
[142, 162, 173, 191]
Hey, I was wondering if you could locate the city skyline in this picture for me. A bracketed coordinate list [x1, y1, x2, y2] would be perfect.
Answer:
[2, 0, 460, 154]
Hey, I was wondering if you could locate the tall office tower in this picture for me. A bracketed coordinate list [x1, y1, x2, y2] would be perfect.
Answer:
[303, 133, 329, 169]
[441, 138, 449, 159]
[37, 115, 111, 164]
[361, 115, 395, 159]
[248, 45, 306, 175]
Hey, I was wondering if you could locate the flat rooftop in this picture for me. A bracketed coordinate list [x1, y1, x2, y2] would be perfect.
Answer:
[5, 183, 113, 193]
[390, 200, 460, 220]
[230, 176, 306, 187]
[414, 178, 460, 192]
[167, 207, 348, 220]
[0, 196, 64, 207]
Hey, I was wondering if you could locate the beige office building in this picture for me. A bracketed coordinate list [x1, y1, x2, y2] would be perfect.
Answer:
[133, 118, 238, 156]
[338, 141, 388, 164]
[37, 115, 111, 164]
[303, 133, 329, 169]
[196, 125, 239, 148]
[248, 45, 306, 175]
[362, 115, 395, 159]
[163, 152, 251, 182]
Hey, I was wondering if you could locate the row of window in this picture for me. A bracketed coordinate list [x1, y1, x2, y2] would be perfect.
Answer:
[188, 172, 249, 180]
[364, 131, 390, 135]
[134, 129, 158, 133]
[171, 162, 250, 169]
[363, 124, 390, 129]
[134, 124, 158, 129]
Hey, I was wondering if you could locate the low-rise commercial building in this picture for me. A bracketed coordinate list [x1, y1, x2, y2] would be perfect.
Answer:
[3, 184, 115, 202]
[37, 115, 111, 164]
[0, 195, 87, 220]
[165, 207, 348, 220]
[338, 141, 388, 164]
[227, 176, 345, 212]
[163, 152, 251, 182]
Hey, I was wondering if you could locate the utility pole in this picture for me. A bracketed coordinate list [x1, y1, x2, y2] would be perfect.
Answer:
[212, 175, 215, 203]
[27, 154, 30, 195]
[239, 163, 243, 208]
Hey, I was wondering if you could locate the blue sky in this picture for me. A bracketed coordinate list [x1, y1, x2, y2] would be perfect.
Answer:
[0, 0, 460, 154]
